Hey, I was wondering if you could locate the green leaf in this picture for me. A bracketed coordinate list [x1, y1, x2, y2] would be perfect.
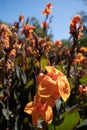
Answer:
[24, 79, 34, 89]
[79, 74, 87, 84]
[48, 106, 80, 130]
[40, 55, 49, 69]
[56, 106, 80, 130]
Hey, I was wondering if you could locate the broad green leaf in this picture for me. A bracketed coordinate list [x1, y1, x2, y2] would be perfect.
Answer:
[56, 106, 80, 130]
[48, 106, 80, 130]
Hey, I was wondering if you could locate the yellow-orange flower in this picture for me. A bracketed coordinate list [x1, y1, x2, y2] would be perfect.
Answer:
[9, 49, 17, 57]
[41, 21, 49, 28]
[70, 15, 83, 38]
[19, 14, 24, 22]
[42, 3, 53, 15]
[42, 7, 51, 15]
[55, 40, 62, 47]
[24, 66, 70, 126]
[24, 93, 53, 126]
[80, 47, 87, 53]
[21, 24, 35, 39]
[38, 75, 59, 98]
[46, 3, 53, 9]
[73, 53, 86, 64]
[37, 66, 70, 101]
[57, 75, 70, 101]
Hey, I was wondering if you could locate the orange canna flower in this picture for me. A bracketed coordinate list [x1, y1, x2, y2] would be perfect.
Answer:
[37, 66, 70, 101]
[41, 21, 49, 28]
[70, 15, 81, 25]
[21, 24, 35, 39]
[19, 14, 24, 22]
[57, 75, 70, 101]
[70, 15, 83, 38]
[45, 66, 63, 81]
[46, 3, 53, 9]
[55, 40, 62, 47]
[24, 96, 53, 126]
[24, 66, 70, 126]
[9, 49, 17, 57]
[73, 53, 86, 64]
[40, 96, 55, 108]
[38, 75, 58, 98]
[42, 7, 51, 15]
[80, 47, 87, 53]
[42, 2, 52, 16]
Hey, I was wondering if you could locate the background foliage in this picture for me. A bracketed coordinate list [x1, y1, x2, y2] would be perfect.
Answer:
[0, 2, 87, 130]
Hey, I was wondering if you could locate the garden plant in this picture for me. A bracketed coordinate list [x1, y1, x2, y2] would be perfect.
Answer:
[0, 2, 87, 130]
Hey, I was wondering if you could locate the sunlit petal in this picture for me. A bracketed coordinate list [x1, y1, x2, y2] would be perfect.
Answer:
[38, 75, 57, 97]
[57, 76, 70, 101]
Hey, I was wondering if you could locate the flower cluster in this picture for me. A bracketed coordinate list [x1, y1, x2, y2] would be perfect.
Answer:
[24, 66, 70, 126]
[21, 23, 35, 40]
[70, 15, 83, 38]
[42, 3, 52, 16]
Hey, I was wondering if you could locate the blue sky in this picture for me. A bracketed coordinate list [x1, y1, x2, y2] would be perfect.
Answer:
[0, 0, 87, 41]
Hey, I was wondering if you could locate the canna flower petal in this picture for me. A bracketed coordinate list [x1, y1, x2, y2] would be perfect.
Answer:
[19, 14, 24, 22]
[44, 106, 53, 124]
[32, 108, 39, 126]
[46, 3, 53, 9]
[38, 75, 57, 97]
[45, 66, 63, 80]
[40, 96, 55, 108]
[37, 73, 45, 85]
[57, 76, 70, 101]
[24, 102, 35, 115]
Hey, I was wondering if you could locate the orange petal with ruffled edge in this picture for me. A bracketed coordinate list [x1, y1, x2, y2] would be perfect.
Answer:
[24, 102, 35, 115]
[57, 76, 70, 101]
[32, 102, 48, 126]
[44, 106, 53, 124]
[38, 75, 57, 97]
[45, 66, 63, 80]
